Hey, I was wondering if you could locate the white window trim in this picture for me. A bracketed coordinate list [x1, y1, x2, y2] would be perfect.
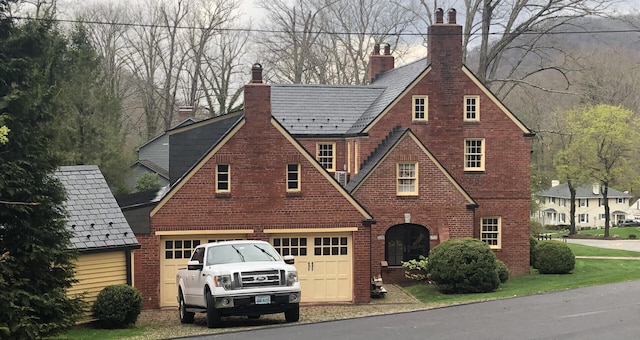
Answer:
[464, 95, 480, 121]
[216, 163, 230, 193]
[412, 95, 428, 121]
[316, 142, 336, 172]
[464, 138, 485, 171]
[481, 217, 501, 249]
[286, 163, 301, 192]
[397, 162, 418, 196]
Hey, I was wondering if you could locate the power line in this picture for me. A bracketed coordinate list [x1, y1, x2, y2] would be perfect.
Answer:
[9, 15, 640, 37]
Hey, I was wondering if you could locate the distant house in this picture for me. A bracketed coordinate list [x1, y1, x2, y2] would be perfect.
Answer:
[56, 165, 140, 313]
[534, 181, 633, 228]
[125, 112, 197, 191]
[627, 199, 640, 221]
[125, 9, 533, 310]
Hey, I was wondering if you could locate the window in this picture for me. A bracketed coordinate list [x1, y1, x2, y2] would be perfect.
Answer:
[464, 95, 479, 121]
[273, 237, 307, 257]
[317, 143, 335, 171]
[464, 139, 485, 171]
[578, 214, 589, 223]
[548, 197, 556, 204]
[559, 198, 566, 207]
[216, 164, 230, 193]
[314, 237, 348, 256]
[579, 199, 588, 207]
[286, 163, 300, 191]
[598, 198, 604, 206]
[559, 213, 566, 223]
[164, 239, 201, 260]
[617, 198, 625, 204]
[481, 217, 501, 249]
[397, 162, 418, 195]
[385, 224, 430, 266]
[412, 95, 428, 121]
[599, 214, 606, 220]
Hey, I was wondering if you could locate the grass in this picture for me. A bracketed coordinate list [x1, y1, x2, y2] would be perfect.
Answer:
[405, 243, 640, 305]
[52, 325, 146, 339]
[577, 226, 640, 239]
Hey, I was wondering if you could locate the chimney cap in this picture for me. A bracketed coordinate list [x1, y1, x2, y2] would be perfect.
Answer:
[251, 63, 263, 83]
[448, 8, 456, 24]
[435, 8, 444, 24]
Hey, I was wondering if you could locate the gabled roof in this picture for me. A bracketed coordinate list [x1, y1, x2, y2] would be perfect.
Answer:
[270, 59, 427, 136]
[115, 186, 168, 209]
[135, 117, 196, 152]
[537, 183, 632, 199]
[129, 159, 169, 180]
[345, 127, 476, 206]
[55, 165, 139, 253]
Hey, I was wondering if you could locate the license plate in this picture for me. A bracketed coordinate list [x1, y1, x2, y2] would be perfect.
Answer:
[255, 295, 271, 304]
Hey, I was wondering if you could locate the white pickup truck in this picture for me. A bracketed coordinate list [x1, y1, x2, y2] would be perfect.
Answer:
[175, 240, 301, 328]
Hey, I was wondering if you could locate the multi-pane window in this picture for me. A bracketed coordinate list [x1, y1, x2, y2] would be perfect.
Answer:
[559, 198, 566, 207]
[412, 95, 428, 121]
[385, 224, 430, 266]
[216, 164, 230, 192]
[579, 199, 588, 207]
[397, 162, 417, 195]
[599, 214, 607, 220]
[548, 197, 556, 204]
[559, 213, 566, 223]
[464, 96, 479, 121]
[578, 213, 589, 223]
[481, 217, 501, 249]
[314, 237, 348, 256]
[317, 143, 335, 171]
[273, 237, 307, 257]
[164, 239, 201, 260]
[287, 163, 300, 191]
[617, 198, 625, 204]
[464, 139, 485, 171]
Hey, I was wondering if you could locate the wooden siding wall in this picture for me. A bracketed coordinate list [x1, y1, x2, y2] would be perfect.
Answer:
[69, 251, 128, 316]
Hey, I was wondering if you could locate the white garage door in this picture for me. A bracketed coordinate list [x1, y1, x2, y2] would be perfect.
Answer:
[160, 235, 245, 307]
[271, 234, 352, 303]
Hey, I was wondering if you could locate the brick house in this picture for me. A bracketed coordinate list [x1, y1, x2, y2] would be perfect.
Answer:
[128, 8, 533, 309]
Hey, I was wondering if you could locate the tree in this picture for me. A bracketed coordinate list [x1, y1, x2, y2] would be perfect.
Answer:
[565, 104, 640, 237]
[135, 172, 162, 192]
[0, 14, 84, 339]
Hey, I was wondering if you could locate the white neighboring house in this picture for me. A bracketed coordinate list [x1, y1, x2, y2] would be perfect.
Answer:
[534, 181, 633, 229]
[626, 199, 640, 221]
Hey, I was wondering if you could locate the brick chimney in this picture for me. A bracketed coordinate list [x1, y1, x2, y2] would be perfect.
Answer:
[368, 43, 395, 83]
[178, 106, 195, 121]
[427, 8, 462, 73]
[244, 63, 271, 123]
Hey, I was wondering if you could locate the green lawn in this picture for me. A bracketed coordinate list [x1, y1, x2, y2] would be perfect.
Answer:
[577, 226, 640, 239]
[405, 243, 640, 306]
[52, 326, 146, 339]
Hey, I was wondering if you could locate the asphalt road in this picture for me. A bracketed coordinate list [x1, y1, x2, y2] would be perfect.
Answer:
[181, 239, 640, 340]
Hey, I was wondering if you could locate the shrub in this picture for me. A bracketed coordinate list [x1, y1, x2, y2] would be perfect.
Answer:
[92, 284, 142, 329]
[495, 259, 509, 283]
[629, 234, 637, 240]
[529, 236, 538, 266]
[402, 255, 429, 281]
[533, 241, 575, 274]
[425, 238, 500, 294]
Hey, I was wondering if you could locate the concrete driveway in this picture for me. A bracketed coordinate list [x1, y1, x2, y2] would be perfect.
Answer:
[565, 238, 640, 252]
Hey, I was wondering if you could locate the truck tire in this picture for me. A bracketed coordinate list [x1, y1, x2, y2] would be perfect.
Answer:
[178, 291, 195, 324]
[205, 290, 222, 328]
[284, 304, 300, 322]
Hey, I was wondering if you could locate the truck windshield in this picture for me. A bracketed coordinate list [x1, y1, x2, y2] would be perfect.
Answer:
[206, 243, 282, 265]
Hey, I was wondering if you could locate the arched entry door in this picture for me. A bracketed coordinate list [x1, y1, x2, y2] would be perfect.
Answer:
[385, 224, 430, 266]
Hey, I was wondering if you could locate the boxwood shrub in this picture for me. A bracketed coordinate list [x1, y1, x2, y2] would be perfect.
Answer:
[425, 238, 500, 294]
[530, 236, 539, 266]
[495, 259, 509, 283]
[533, 241, 575, 274]
[92, 284, 142, 329]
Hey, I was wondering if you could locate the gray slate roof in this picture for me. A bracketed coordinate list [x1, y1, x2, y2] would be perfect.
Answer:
[55, 165, 139, 252]
[537, 183, 632, 199]
[271, 58, 428, 136]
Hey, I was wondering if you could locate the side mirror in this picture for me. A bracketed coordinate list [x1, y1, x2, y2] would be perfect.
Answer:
[187, 260, 203, 271]
[283, 255, 295, 265]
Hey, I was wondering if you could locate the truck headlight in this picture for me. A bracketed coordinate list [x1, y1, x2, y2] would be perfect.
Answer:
[214, 275, 232, 290]
[287, 271, 298, 286]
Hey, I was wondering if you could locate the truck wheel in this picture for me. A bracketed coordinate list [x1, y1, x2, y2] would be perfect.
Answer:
[179, 292, 195, 324]
[205, 290, 222, 328]
[284, 304, 300, 322]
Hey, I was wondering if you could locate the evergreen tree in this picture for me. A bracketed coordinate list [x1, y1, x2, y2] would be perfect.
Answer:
[0, 14, 84, 339]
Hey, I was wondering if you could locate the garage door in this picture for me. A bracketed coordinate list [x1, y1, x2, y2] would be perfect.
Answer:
[160, 235, 245, 307]
[271, 234, 352, 303]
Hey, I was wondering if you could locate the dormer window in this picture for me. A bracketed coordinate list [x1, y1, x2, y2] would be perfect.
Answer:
[464, 95, 479, 121]
[412, 95, 428, 121]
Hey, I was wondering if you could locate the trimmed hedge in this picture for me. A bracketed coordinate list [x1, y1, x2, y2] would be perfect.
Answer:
[495, 259, 509, 283]
[533, 241, 575, 274]
[425, 238, 500, 294]
[92, 284, 142, 329]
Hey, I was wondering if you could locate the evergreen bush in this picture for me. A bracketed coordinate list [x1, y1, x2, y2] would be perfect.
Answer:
[533, 241, 575, 274]
[92, 285, 142, 329]
[425, 238, 500, 294]
[530, 236, 539, 266]
[495, 259, 509, 283]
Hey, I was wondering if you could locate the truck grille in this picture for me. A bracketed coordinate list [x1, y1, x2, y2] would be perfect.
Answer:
[235, 270, 283, 288]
